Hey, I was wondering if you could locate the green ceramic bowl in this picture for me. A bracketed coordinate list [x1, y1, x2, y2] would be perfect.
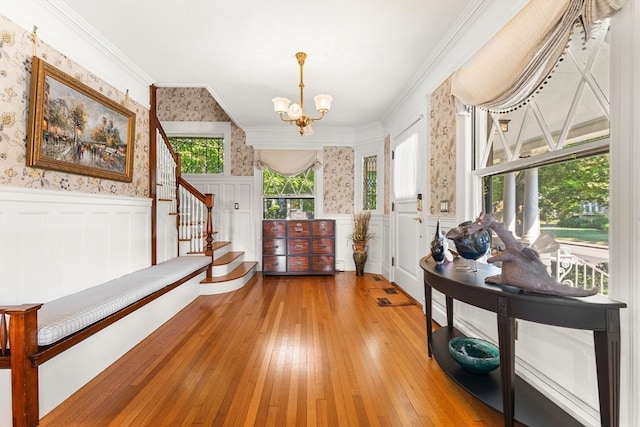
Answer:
[448, 337, 500, 374]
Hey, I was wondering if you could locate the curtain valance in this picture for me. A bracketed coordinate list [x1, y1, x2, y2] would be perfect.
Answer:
[450, 0, 626, 113]
[254, 150, 322, 176]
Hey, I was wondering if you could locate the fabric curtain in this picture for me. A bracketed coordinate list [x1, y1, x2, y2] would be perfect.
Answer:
[450, 0, 626, 113]
[254, 150, 322, 176]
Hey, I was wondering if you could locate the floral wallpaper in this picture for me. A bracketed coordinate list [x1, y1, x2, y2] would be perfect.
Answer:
[0, 15, 149, 196]
[155, 87, 254, 176]
[384, 134, 391, 215]
[429, 76, 456, 216]
[323, 146, 354, 214]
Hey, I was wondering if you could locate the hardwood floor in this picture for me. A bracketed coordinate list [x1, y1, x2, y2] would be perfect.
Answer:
[40, 272, 505, 426]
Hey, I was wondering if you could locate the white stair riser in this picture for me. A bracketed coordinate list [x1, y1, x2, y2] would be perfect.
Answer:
[213, 244, 231, 259]
[199, 264, 257, 295]
[212, 255, 244, 276]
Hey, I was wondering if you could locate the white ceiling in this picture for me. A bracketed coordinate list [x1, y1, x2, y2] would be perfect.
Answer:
[57, 0, 478, 131]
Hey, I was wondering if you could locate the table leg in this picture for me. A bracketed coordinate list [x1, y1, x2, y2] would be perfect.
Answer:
[497, 296, 515, 427]
[446, 296, 453, 327]
[593, 309, 621, 427]
[424, 281, 433, 357]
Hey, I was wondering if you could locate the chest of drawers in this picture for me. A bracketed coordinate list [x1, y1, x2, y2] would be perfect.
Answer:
[262, 220, 336, 275]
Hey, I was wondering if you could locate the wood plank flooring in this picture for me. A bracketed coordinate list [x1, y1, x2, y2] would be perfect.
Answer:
[39, 272, 505, 426]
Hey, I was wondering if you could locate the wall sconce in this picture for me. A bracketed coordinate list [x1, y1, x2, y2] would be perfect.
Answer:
[439, 200, 449, 213]
[499, 119, 511, 133]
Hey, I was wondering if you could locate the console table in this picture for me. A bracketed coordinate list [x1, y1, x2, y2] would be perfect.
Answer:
[420, 256, 626, 427]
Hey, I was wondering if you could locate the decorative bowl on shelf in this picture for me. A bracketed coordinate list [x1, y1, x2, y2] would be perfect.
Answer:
[448, 337, 500, 374]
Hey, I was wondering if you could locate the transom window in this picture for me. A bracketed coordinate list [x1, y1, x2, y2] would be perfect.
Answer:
[168, 137, 224, 174]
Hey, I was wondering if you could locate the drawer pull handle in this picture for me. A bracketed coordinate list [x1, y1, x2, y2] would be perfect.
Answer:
[319, 245, 326, 249]
[319, 227, 327, 232]
[271, 245, 279, 249]
[295, 262, 302, 266]
[294, 227, 303, 232]
[271, 262, 279, 266]
[295, 244, 303, 249]
[271, 227, 279, 232]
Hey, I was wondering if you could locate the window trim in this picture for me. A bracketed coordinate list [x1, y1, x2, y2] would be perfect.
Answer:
[473, 137, 609, 177]
[162, 121, 231, 176]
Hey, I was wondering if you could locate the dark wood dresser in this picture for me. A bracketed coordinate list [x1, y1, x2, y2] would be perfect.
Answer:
[262, 220, 335, 275]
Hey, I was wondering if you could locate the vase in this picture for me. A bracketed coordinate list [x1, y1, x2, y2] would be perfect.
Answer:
[352, 242, 367, 276]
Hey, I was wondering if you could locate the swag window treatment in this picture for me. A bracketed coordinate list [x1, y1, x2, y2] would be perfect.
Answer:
[450, 0, 626, 113]
[254, 150, 322, 176]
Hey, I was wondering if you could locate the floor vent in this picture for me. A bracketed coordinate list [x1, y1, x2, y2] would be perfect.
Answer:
[383, 288, 398, 295]
[377, 297, 392, 306]
[372, 275, 382, 281]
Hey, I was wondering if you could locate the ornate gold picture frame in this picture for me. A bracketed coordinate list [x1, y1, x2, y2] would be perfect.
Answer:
[27, 56, 135, 182]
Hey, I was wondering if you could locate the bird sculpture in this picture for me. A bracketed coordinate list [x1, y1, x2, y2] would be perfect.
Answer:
[469, 213, 597, 297]
[430, 219, 452, 264]
[445, 219, 491, 270]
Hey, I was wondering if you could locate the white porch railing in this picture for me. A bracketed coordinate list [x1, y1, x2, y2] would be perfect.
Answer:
[554, 246, 609, 295]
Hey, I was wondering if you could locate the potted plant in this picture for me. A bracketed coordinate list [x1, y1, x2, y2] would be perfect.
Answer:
[348, 211, 374, 275]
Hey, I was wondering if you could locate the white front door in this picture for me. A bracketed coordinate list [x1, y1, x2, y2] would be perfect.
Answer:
[391, 129, 425, 303]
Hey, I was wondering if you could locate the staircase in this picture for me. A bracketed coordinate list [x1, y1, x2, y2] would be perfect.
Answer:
[151, 90, 257, 294]
[199, 242, 257, 294]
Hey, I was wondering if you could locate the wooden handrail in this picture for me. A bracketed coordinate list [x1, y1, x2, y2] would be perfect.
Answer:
[178, 176, 206, 204]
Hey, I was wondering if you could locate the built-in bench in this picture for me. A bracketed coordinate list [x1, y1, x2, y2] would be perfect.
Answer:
[0, 255, 211, 427]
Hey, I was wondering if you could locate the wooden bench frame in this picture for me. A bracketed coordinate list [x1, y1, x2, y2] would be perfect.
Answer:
[0, 264, 208, 427]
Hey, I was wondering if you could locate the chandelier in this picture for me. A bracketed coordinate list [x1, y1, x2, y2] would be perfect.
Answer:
[272, 52, 333, 136]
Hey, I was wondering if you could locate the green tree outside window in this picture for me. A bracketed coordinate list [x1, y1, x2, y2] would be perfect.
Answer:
[169, 137, 224, 174]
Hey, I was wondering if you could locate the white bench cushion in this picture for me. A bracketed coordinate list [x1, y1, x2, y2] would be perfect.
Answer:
[37, 256, 210, 346]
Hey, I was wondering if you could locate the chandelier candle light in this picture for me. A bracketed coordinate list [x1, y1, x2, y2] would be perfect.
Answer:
[272, 52, 333, 136]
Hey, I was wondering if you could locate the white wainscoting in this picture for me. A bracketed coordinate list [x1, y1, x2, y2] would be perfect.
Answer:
[181, 175, 257, 262]
[0, 187, 151, 304]
[156, 199, 178, 263]
[335, 213, 383, 274]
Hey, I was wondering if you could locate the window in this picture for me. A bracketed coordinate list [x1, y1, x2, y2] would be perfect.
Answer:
[476, 21, 611, 294]
[393, 132, 418, 200]
[263, 166, 315, 219]
[363, 155, 377, 210]
[168, 137, 224, 174]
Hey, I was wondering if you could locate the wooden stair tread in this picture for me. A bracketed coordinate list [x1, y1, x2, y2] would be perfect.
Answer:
[202, 262, 257, 283]
[214, 251, 243, 266]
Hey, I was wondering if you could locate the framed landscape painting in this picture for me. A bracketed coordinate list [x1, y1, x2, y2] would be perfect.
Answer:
[27, 56, 135, 182]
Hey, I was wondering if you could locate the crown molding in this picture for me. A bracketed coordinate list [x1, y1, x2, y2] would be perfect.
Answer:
[382, 0, 528, 127]
[245, 126, 356, 150]
[2, 0, 154, 108]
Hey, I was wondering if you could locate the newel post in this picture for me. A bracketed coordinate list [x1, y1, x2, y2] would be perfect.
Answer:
[3, 304, 42, 427]
[205, 193, 214, 280]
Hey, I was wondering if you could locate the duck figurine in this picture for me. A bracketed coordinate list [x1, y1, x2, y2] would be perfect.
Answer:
[445, 219, 490, 262]
[430, 219, 452, 264]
